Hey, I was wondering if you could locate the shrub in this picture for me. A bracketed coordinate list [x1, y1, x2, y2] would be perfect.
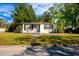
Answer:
[40, 35, 63, 40]
[15, 35, 32, 41]
[33, 35, 79, 46]
[14, 35, 32, 45]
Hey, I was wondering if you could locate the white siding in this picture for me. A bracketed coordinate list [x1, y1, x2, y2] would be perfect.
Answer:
[40, 24, 44, 33]
[22, 23, 55, 33]
[0, 28, 6, 32]
[40, 24, 53, 33]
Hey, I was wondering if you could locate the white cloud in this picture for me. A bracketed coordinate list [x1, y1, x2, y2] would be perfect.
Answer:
[0, 16, 3, 19]
[0, 3, 54, 17]
[3, 12, 12, 17]
[0, 5, 14, 12]
[7, 19, 13, 23]
[0, 4, 14, 18]
[31, 3, 54, 15]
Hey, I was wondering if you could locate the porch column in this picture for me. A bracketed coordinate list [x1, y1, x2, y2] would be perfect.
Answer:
[40, 24, 44, 33]
[22, 24, 24, 33]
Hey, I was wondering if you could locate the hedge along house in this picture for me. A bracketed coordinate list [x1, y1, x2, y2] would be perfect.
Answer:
[22, 22, 56, 33]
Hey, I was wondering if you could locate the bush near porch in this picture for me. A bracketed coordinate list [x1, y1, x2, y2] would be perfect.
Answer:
[0, 32, 79, 46]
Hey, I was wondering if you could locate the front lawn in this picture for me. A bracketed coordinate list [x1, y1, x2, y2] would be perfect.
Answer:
[0, 32, 32, 45]
[0, 32, 79, 46]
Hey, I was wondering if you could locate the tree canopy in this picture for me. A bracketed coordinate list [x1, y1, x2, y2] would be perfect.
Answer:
[61, 4, 79, 28]
[0, 18, 6, 28]
[10, 3, 36, 31]
[48, 3, 79, 33]
[12, 3, 36, 23]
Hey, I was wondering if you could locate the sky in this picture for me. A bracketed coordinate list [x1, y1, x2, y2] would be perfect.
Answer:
[0, 3, 54, 23]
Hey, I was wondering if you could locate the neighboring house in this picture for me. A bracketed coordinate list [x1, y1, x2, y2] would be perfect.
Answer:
[21, 22, 56, 33]
[0, 28, 6, 32]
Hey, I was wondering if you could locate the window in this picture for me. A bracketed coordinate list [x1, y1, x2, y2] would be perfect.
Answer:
[44, 24, 53, 29]
[44, 24, 49, 29]
[27, 24, 33, 30]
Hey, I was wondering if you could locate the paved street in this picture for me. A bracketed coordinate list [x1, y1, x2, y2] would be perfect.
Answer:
[0, 45, 79, 56]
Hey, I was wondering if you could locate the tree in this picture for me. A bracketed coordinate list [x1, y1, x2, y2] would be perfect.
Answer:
[11, 3, 36, 31]
[43, 11, 52, 22]
[61, 4, 79, 29]
[49, 3, 79, 33]
[49, 4, 66, 33]
[0, 18, 6, 28]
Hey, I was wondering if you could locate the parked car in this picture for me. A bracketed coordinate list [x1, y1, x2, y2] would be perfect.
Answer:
[65, 28, 72, 33]
[72, 27, 79, 33]
[65, 27, 79, 33]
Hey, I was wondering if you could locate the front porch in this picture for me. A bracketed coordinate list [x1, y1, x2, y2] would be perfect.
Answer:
[22, 23, 40, 33]
[22, 23, 55, 33]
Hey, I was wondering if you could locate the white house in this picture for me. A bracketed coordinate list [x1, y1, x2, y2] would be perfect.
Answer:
[0, 28, 6, 32]
[21, 22, 56, 33]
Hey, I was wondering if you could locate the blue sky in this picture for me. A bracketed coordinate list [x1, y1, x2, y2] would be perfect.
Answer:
[0, 3, 54, 23]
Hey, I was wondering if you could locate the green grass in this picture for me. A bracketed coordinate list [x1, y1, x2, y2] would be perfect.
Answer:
[0, 32, 31, 39]
[33, 34, 79, 45]
[0, 32, 32, 45]
[0, 32, 79, 45]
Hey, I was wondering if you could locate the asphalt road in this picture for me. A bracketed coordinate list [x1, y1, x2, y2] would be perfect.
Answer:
[0, 45, 79, 56]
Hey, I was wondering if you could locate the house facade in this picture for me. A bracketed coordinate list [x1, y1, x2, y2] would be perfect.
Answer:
[22, 23, 56, 33]
[0, 28, 6, 32]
